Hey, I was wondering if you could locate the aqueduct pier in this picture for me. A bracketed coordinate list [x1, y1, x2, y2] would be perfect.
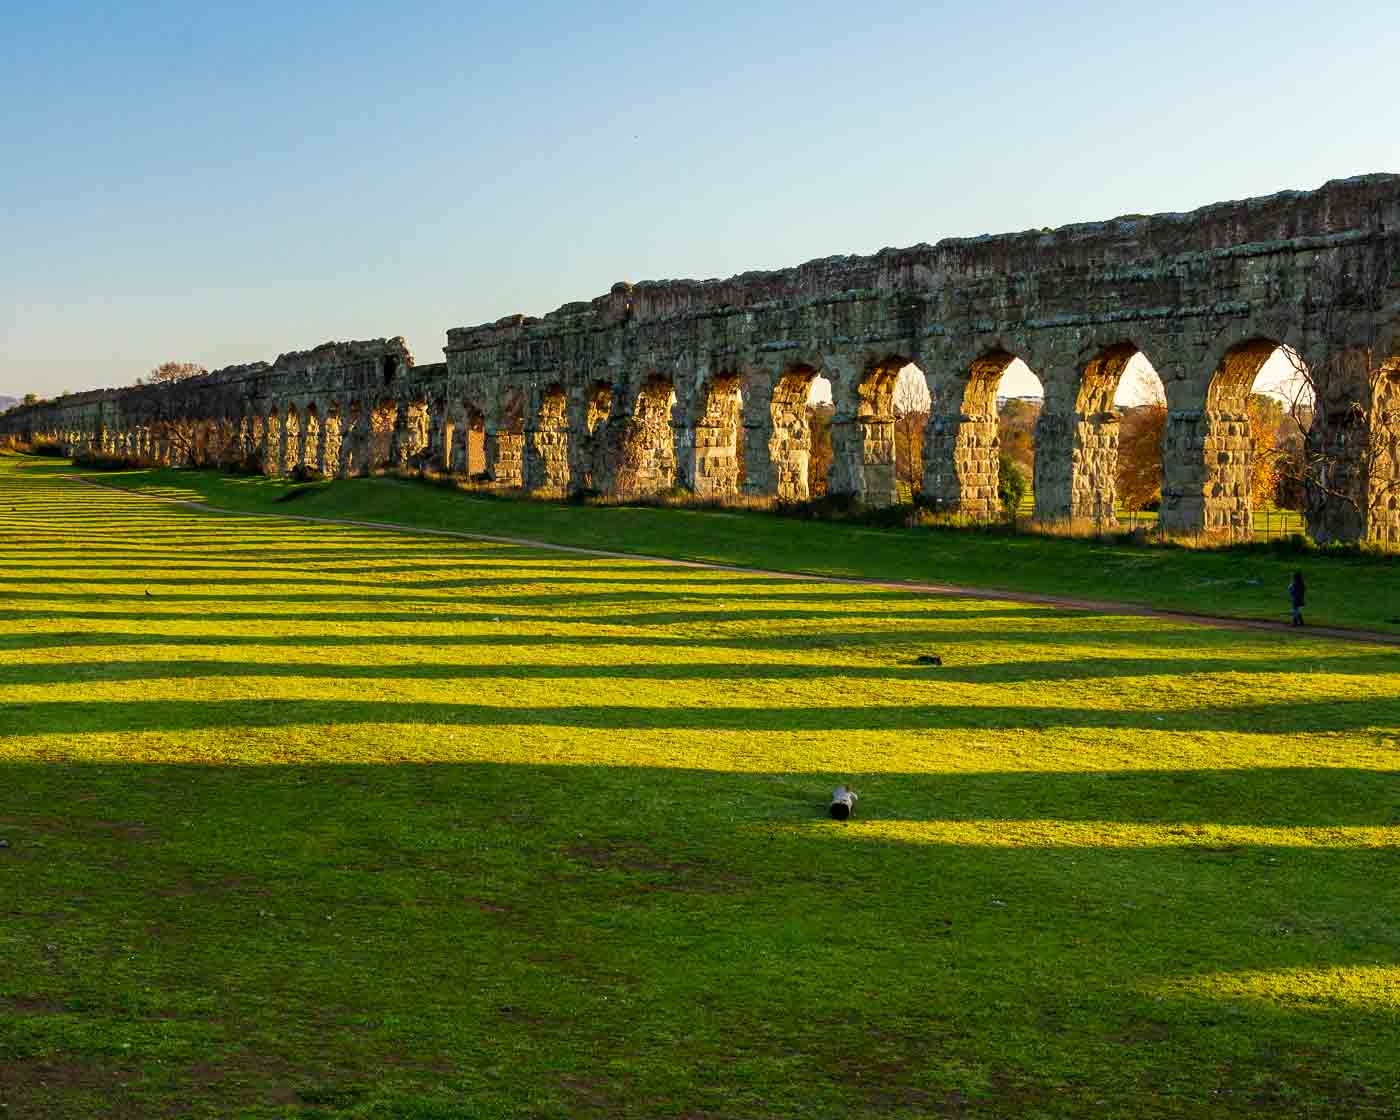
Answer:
[4, 174, 1399, 542]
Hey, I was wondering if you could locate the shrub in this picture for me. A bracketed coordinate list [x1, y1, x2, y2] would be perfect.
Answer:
[71, 451, 142, 471]
[998, 454, 1027, 518]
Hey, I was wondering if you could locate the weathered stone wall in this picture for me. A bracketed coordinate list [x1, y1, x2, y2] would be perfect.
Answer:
[5, 174, 1400, 541]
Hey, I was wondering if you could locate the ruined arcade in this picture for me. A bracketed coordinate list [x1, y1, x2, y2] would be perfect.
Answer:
[5, 174, 1399, 542]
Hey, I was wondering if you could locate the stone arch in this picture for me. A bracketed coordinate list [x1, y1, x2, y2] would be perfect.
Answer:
[453, 401, 487, 477]
[337, 400, 368, 477]
[369, 398, 397, 469]
[568, 380, 614, 490]
[202, 416, 229, 467]
[766, 363, 823, 501]
[924, 349, 1043, 518]
[263, 407, 283, 475]
[829, 353, 929, 506]
[604, 373, 676, 496]
[681, 372, 743, 497]
[280, 403, 303, 475]
[526, 383, 571, 493]
[424, 398, 452, 471]
[301, 404, 321, 474]
[489, 388, 526, 486]
[1036, 341, 1144, 524]
[1177, 337, 1283, 538]
[317, 401, 342, 475]
[392, 396, 430, 468]
[246, 413, 265, 470]
[1369, 357, 1400, 543]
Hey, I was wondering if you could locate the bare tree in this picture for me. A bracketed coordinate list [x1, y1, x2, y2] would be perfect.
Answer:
[1246, 393, 1285, 509]
[1116, 366, 1166, 512]
[139, 361, 207, 387]
[1276, 246, 1400, 543]
[806, 403, 833, 496]
[893, 372, 930, 495]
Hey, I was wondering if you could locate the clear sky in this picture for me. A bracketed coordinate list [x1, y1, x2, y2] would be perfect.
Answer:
[3, 1, 1396, 399]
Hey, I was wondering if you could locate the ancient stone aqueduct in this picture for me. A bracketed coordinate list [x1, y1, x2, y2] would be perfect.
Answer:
[5, 175, 1399, 541]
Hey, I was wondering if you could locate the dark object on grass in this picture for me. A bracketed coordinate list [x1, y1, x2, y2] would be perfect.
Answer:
[144, 589, 151, 597]
[830, 785, 857, 821]
[914, 654, 942, 666]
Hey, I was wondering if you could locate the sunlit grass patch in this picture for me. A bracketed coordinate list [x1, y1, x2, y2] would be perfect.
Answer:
[54, 457, 1400, 633]
[799, 819, 1400, 849]
[1153, 966, 1400, 1010]
[4, 453, 1400, 1118]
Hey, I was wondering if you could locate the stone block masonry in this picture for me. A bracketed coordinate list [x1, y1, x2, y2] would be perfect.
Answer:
[6, 175, 1400, 542]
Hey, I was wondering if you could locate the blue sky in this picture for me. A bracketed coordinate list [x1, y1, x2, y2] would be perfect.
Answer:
[3, 0, 1396, 398]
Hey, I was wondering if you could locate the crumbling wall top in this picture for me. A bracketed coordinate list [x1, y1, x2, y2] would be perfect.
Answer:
[444, 173, 1400, 351]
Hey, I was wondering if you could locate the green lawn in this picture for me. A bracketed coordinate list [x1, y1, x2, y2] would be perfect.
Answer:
[3, 453, 1400, 1118]
[64, 459, 1400, 635]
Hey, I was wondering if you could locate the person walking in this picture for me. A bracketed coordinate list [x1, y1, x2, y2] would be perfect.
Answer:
[1288, 571, 1306, 627]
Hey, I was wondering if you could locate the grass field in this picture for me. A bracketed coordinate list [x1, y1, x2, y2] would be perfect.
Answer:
[64, 461, 1400, 635]
[3, 452, 1400, 1118]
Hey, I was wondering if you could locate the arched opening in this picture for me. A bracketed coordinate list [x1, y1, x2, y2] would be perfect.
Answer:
[395, 398, 430, 467]
[459, 403, 487, 477]
[1198, 339, 1306, 539]
[893, 364, 931, 502]
[995, 358, 1043, 519]
[336, 401, 365, 477]
[1038, 342, 1144, 524]
[831, 357, 931, 507]
[761, 366, 824, 501]
[247, 415, 266, 471]
[1104, 352, 1169, 525]
[280, 405, 302, 475]
[493, 389, 526, 486]
[320, 402, 342, 475]
[575, 382, 613, 490]
[381, 355, 397, 386]
[605, 374, 675, 496]
[427, 399, 452, 472]
[301, 405, 321, 474]
[528, 384, 571, 493]
[263, 409, 282, 475]
[370, 400, 397, 469]
[926, 351, 1042, 519]
[804, 373, 833, 498]
[1371, 357, 1400, 543]
[689, 373, 743, 497]
[464, 403, 487, 476]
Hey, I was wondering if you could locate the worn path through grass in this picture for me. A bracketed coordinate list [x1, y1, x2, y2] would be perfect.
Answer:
[3, 454, 1400, 1118]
